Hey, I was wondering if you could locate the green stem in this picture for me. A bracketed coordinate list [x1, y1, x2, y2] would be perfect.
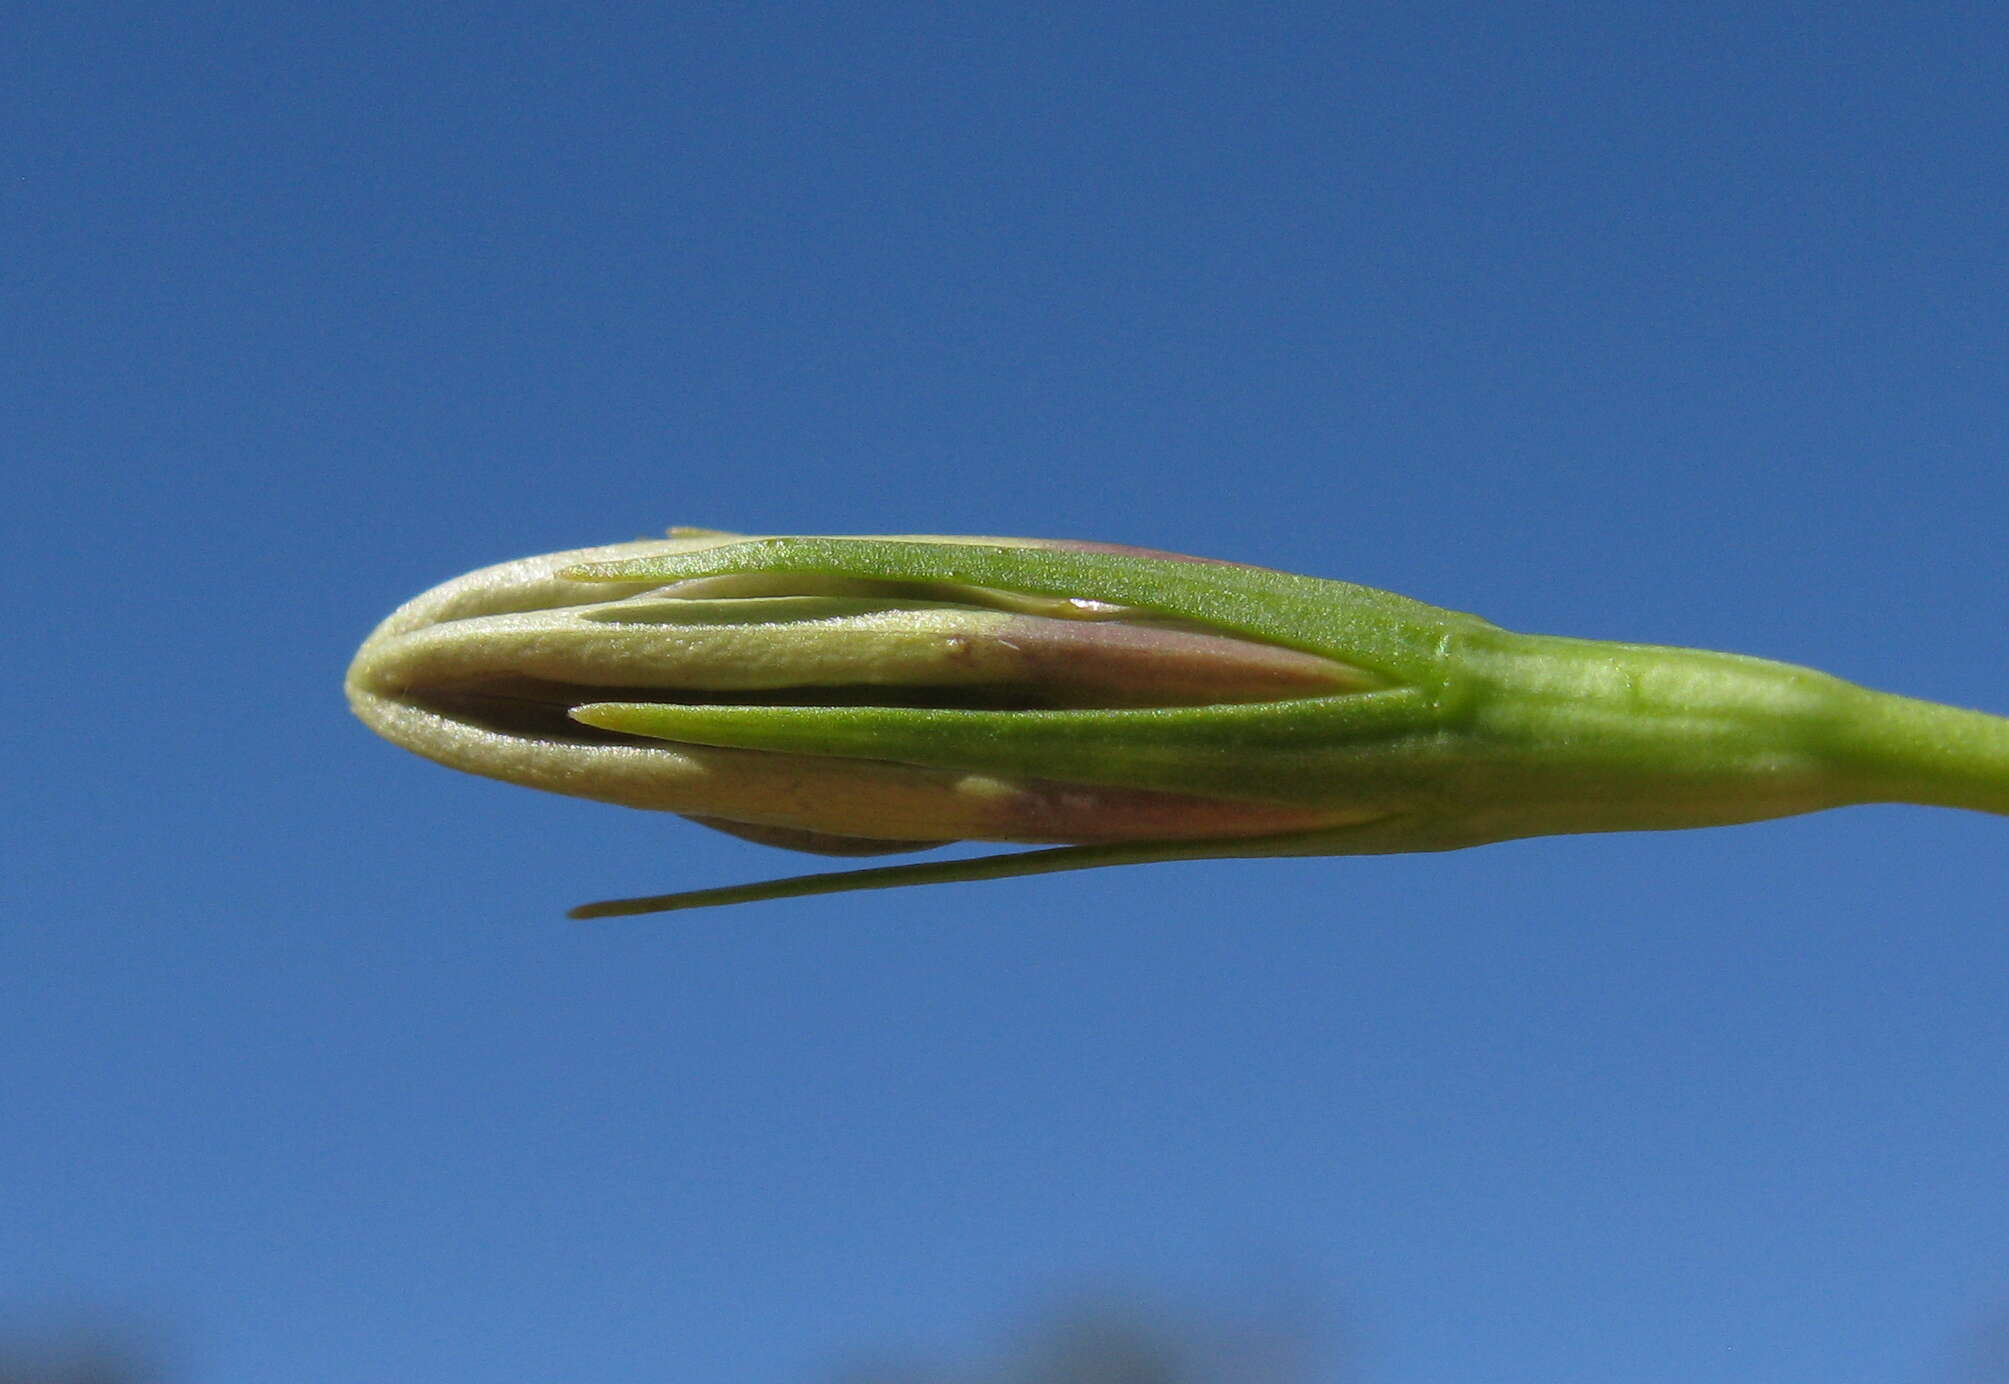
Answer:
[1454, 631, 2009, 836]
[1836, 687, 2009, 816]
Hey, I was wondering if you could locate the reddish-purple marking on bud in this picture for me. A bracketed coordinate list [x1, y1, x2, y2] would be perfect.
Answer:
[980, 777, 1372, 842]
[1036, 538, 1271, 569]
[985, 614, 1376, 706]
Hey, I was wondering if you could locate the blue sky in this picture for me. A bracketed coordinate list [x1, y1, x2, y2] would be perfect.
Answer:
[8, 3, 2009, 1380]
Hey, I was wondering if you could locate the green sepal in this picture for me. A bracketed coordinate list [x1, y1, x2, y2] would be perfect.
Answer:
[568, 823, 1396, 918]
[562, 538, 1491, 685]
[570, 690, 1442, 807]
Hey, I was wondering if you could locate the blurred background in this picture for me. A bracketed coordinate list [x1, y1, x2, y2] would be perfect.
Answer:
[7, 3, 2008, 1381]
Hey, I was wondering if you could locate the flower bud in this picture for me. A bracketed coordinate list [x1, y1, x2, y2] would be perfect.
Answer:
[349, 531, 2009, 912]
[346, 533, 1391, 854]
